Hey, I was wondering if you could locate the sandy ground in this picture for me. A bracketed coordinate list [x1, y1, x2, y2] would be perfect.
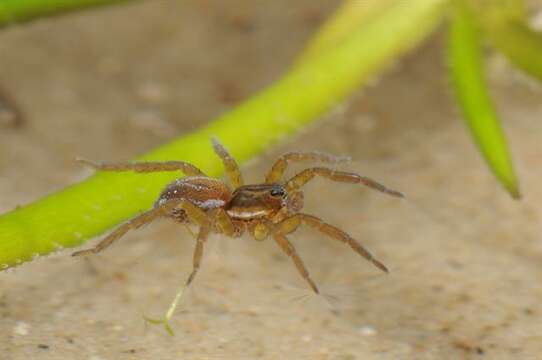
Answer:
[1, 1, 542, 359]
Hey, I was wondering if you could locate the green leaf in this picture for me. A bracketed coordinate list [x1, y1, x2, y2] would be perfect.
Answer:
[0, 0, 133, 27]
[485, 20, 542, 82]
[465, 0, 542, 82]
[448, 0, 520, 198]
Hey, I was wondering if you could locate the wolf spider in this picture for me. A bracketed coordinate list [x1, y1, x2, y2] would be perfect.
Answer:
[73, 138, 403, 334]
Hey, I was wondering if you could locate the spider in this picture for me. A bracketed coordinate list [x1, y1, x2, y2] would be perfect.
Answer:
[73, 138, 403, 334]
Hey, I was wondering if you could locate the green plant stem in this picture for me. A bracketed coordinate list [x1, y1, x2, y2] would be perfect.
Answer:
[484, 21, 542, 82]
[0, 0, 445, 270]
[0, 0, 133, 27]
[295, 0, 397, 66]
[448, 0, 520, 198]
[465, 0, 542, 82]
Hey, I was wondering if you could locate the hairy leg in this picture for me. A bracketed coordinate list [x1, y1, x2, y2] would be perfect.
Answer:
[275, 213, 389, 273]
[186, 224, 211, 287]
[145, 224, 211, 336]
[286, 166, 404, 198]
[265, 151, 350, 184]
[273, 232, 319, 294]
[72, 199, 210, 256]
[77, 158, 204, 176]
[211, 137, 243, 188]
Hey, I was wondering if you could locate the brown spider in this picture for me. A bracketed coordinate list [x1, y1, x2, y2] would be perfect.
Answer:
[73, 138, 403, 334]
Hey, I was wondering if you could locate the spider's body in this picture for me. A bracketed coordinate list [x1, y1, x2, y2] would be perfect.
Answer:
[227, 183, 294, 220]
[155, 176, 231, 222]
[73, 138, 403, 334]
[154, 177, 293, 230]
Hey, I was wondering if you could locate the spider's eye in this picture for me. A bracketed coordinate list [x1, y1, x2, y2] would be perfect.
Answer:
[270, 187, 286, 197]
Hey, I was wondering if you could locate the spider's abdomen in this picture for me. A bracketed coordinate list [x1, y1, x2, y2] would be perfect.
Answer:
[154, 176, 231, 222]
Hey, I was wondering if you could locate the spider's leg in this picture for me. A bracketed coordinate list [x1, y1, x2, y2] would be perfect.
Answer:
[285, 167, 404, 198]
[265, 151, 350, 184]
[72, 202, 174, 256]
[145, 224, 211, 336]
[273, 232, 319, 294]
[72, 199, 206, 256]
[160, 201, 213, 286]
[77, 158, 204, 176]
[0, 85, 23, 127]
[276, 213, 388, 273]
[144, 202, 213, 335]
[211, 137, 243, 188]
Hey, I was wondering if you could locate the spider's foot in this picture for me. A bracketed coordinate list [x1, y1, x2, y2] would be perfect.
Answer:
[72, 248, 96, 257]
[143, 315, 176, 336]
[387, 188, 405, 198]
[75, 157, 99, 168]
[372, 258, 389, 273]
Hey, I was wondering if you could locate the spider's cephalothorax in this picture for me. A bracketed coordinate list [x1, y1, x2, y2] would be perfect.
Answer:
[226, 183, 289, 219]
[73, 138, 403, 334]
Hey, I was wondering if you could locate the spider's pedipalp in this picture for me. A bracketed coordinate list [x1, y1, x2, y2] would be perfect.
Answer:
[211, 137, 244, 188]
[213, 208, 238, 237]
[265, 151, 350, 184]
[285, 166, 404, 198]
[76, 158, 205, 176]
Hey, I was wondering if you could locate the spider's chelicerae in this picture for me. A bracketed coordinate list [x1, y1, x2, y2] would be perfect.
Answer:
[73, 138, 403, 334]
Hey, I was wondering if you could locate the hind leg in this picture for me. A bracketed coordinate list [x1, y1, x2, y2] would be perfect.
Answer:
[211, 137, 244, 188]
[145, 223, 212, 336]
[77, 158, 204, 176]
[72, 199, 209, 256]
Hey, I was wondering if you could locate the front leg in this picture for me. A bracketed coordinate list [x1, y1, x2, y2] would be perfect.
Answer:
[285, 167, 403, 198]
[273, 232, 319, 294]
[274, 213, 388, 273]
[250, 220, 319, 294]
[265, 151, 350, 184]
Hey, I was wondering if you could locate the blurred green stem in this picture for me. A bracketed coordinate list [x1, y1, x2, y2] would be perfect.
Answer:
[486, 20, 542, 82]
[0, 0, 445, 269]
[295, 0, 397, 66]
[469, 0, 542, 82]
[448, 0, 520, 198]
[0, 0, 133, 27]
